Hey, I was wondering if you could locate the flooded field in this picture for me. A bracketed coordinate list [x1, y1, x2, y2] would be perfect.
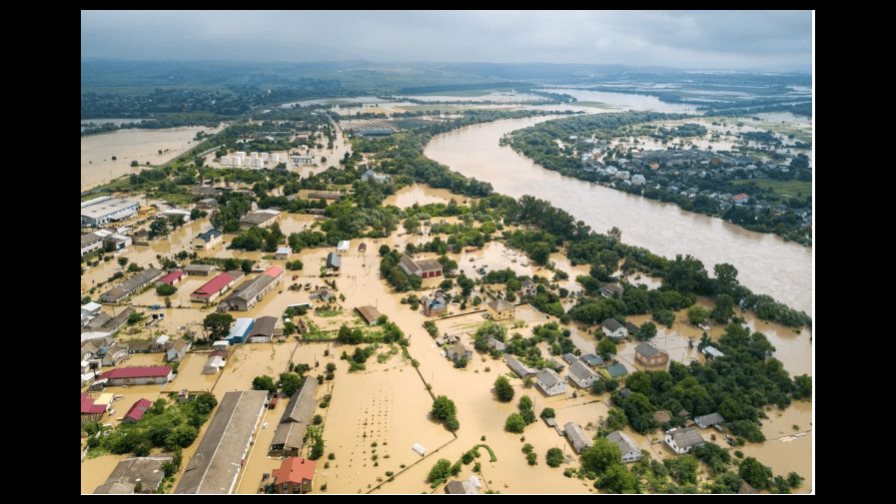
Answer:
[383, 184, 461, 209]
[740, 401, 812, 493]
[81, 126, 223, 191]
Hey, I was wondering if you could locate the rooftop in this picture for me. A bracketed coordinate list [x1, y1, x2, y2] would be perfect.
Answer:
[273, 457, 316, 485]
[99, 366, 172, 380]
[356, 306, 382, 324]
[487, 299, 514, 312]
[81, 198, 139, 219]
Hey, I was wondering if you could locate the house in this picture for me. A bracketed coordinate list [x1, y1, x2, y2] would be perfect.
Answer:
[535, 368, 567, 396]
[196, 198, 218, 210]
[156, 270, 184, 287]
[203, 353, 227, 374]
[625, 322, 640, 337]
[94, 229, 133, 253]
[447, 342, 472, 363]
[486, 299, 515, 321]
[151, 334, 170, 352]
[337, 240, 350, 253]
[581, 353, 605, 367]
[191, 272, 235, 304]
[310, 288, 335, 302]
[272, 457, 316, 494]
[562, 353, 578, 365]
[192, 185, 221, 197]
[487, 337, 506, 352]
[174, 391, 268, 494]
[506, 356, 536, 378]
[81, 232, 104, 256]
[520, 279, 537, 297]
[601, 318, 628, 340]
[607, 431, 642, 463]
[422, 295, 448, 316]
[99, 366, 174, 386]
[664, 427, 705, 455]
[702, 346, 725, 359]
[99, 268, 164, 303]
[606, 363, 629, 379]
[94, 456, 173, 494]
[356, 306, 382, 326]
[361, 169, 390, 183]
[305, 190, 343, 200]
[184, 264, 217, 276]
[159, 208, 192, 223]
[100, 342, 130, 367]
[444, 480, 477, 495]
[326, 252, 341, 273]
[694, 413, 725, 429]
[166, 339, 191, 362]
[271, 379, 318, 456]
[81, 393, 108, 423]
[398, 255, 443, 278]
[123, 398, 152, 423]
[564, 422, 593, 453]
[600, 283, 624, 298]
[275, 247, 292, 260]
[239, 209, 281, 230]
[635, 343, 669, 368]
[248, 316, 278, 343]
[227, 318, 255, 344]
[568, 360, 600, 388]
[222, 267, 283, 311]
[732, 193, 750, 204]
[193, 229, 223, 250]
[81, 197, 139, 227]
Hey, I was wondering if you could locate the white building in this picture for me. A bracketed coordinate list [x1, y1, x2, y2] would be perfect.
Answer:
[567, 360, 600, 388]
[601, 319, 628, 340]
[159, 209, 192, 223]
[81, 197, 139, 227]
[608, 431, 642, 463]
[664, 427, 705, 455]
[535, 368, 567, 396]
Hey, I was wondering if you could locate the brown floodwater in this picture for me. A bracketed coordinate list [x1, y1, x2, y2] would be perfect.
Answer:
[424, 117, 812, 315]
[739, 400, 812, 493]
[81, 126, 223, 191]
[383, 184, 461, 209]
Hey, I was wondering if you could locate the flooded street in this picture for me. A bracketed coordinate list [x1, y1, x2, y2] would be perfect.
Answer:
[425, 116, 812, 316]
[81, 125, 223, 191]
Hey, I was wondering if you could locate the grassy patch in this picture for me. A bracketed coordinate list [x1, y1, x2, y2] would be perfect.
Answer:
[316, 309, 343, 318]
[731, 178, 811, 199]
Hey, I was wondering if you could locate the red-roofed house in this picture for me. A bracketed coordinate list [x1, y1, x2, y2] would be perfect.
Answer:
[272, 457, 316, 494]
[264, 266, 284, 279]
[99, 366, 174, 385]
[81, 393, 108, 424]
[732, 193, 750, 204]
[156, 270, 184, 286]
[123, 398, 153, 423]
[190, 272, 234, 304]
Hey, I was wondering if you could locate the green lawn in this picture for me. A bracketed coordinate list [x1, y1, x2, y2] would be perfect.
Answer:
[732, 178, 811, 199]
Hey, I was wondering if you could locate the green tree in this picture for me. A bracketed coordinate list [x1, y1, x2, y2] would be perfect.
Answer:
[711, 294, 735, 323]
[546, 447, 564, 467]
[637, 322, 657, 341]
[606, 407, 628, 430]
[427, 459, 452, 483]
[714, 263, 739, 295]
[664, 455, 699, 484]
[494, 376, 514, 402]
[505, 413, 526, 433]
[156, 283, 177, 296]
[687, 305, 710, 326]
[203, 313, 234, 340]
[279, 373, 304, 396]
[252, 375, 277, 394]
[597, 463, 639, 494]
[518, 395, 533, 411]
[739, 457, 773, 490]
[581, 437, 621, 474]
[597, 338, 617, 359]
[540, 408, 556, 420]
[404, 216, 420, 234]
[118, 257, 129, 268]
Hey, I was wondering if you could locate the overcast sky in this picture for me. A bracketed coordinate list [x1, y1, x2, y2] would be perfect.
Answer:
[81, 11, 812, 72]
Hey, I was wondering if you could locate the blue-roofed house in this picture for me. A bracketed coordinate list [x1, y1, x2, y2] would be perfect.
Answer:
[227, 318, 255, 344]
[607, 362, 629, 379]
[193, 229, 223, 250]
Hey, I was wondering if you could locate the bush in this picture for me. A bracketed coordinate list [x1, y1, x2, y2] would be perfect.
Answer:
[494, 376, 514, 402]
[526, 452, 538, 465]
[546, 448, 564, 467]
[505, 413, 526, 433]
[156, 283, 177, 296]
[540, 408, 556, 419]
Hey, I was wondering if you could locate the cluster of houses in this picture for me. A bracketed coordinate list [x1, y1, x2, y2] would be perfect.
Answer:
[186, 266, 284, 311]
[81, 228, 133, 257]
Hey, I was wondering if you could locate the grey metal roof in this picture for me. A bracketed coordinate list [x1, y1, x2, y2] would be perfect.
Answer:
[226, 275, 275, 303]
[488, 299, 514, 312]
[282, 378, 318, 424]
[356, 305, 381, 324]
[174, 390, 268, 494]
[95, 456, 172, 494]
[636, 342, 661, 359]
[506, 356, 534, 377]
[536, 368, 563, 388]
[694, 413, 725, 427]
[670, 427, 705, 448]
[564, 422, 593, 453]
[249, 316, 278, 338]
[445, 480, 477, 494]
[416, 259, 443, 272]
[562, 353, 578, 364]
[569, 360, 598, 381]
[602, 318, 623, 332]
[100, 269, 163, 302]
[327, 252, 341, 268]
[581, 353, 604, 366]
[398, 255, 418, 275]
[487, 337, 506, 352]
[607, 431, 640, 456]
